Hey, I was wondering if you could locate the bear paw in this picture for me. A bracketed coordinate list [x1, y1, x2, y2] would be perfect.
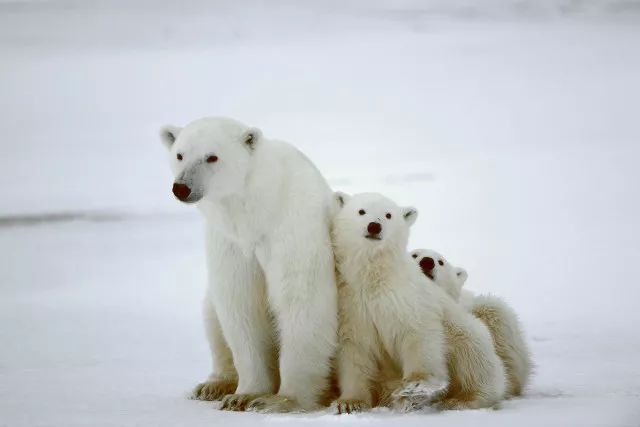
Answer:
[333, 398, 370, 414]
[220, 393, 263, 411]
[392, 375, 448, 401]
[246, 394, 301, 413]
[434, 396, 491, 411]
[392, 395, 431, 412]
[191, 379, 237, 401]
[434, 397, 468, 410]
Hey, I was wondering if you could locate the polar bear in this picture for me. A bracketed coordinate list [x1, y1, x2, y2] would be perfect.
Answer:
[411, 249, 474, 310]
[160, 117, 337, 412]
[411, 249, 533, 397]
[331, 192, 505, 413]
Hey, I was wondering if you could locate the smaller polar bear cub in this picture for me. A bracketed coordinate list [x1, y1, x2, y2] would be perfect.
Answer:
[412, 249, 474, 310]
[411, 249, 533, 397]
[332, 193, 506, 413]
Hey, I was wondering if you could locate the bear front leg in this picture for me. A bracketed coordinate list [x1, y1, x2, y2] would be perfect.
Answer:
[207, 235, 278, 411]
[191, 298, 238, 401]
[333, 340, 374, 414]
[247, 297, 337, 412]
[248, 250, 338, 412]
[332, 286, 376, 414]
[393, 330, 448, 404]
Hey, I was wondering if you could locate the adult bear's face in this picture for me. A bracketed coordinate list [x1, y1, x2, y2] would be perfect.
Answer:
[160, 117, 260, 204]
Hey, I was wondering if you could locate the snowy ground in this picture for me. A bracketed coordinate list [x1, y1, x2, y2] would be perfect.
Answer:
[1, 1, 640, 426]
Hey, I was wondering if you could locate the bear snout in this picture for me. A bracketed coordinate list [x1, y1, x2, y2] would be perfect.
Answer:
[420, 257, 435, 272]
[367, 222, 382, 235]
[172, 183, 192, 201]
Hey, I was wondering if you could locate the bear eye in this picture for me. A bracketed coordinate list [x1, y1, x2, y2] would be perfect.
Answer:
[412, 254, 418, 259]
[358, 209, 366, 215]
[386, 213, 392, 219]
[206, 155, 218, 163]
[438, 260, 444, 266]
[177, 153, 183, 161]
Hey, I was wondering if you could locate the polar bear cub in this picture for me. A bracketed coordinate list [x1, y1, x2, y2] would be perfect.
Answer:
[412, 249, 474, 310]
[411, 249, 533, 397]
[331, 192, 506, 413]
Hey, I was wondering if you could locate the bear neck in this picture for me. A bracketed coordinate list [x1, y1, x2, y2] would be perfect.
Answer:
[448, 280, 462, 301]
[335, 243, 409, 293]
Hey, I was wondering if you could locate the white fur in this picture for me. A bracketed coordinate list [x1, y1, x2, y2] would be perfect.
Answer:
[411, 248, 533, 397]
[332, 193, 505, 412]
[161, 117, 337, 411]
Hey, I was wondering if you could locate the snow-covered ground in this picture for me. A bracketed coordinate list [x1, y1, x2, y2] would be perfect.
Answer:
[1, 1, 639, 426]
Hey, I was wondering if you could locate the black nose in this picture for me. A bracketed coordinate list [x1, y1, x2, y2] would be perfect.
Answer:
[172, 183, 191, 201]
[367, 222, 382, 235]
[420, 257, 435, 272]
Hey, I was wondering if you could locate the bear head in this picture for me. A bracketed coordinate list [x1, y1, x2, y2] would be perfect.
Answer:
[160, 117, 261, 203]
[332, 192, 418, 257]
[410, 248, 468, 301]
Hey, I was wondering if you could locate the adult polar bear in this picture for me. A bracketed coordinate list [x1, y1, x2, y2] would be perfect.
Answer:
[160, 117, 338, 412]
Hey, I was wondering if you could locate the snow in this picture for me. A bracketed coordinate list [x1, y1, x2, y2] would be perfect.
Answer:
[1, 1, 640, 426]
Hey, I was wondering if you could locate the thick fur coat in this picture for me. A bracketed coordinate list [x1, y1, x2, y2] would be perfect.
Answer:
[332, 193, 506, 413]
[411, 248, 533, 397]
[161, 117, 338, 412]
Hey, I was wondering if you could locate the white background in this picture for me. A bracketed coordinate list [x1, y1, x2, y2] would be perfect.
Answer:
[1, 1, 639, 426]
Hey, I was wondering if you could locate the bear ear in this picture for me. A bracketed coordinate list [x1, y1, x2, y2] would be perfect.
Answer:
[402, 206, 418, 226]
[455, 267, 468, 285]
[160, 125, 182, 150]
[334, 191, 350, 209]
[243, 127, 262, 151]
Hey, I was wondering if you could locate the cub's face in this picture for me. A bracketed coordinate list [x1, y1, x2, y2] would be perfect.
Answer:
[333, 192, 417, 254]
[160, 117, 260, 203]
[411, 248, 468, 300]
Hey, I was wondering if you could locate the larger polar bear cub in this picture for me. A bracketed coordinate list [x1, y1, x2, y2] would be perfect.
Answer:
[160, 117, 338, 412]
[331, 192, 505, 413]
[412, 248, 533, 397]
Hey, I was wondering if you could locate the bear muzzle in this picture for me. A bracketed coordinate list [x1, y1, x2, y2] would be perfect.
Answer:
[419, 256, 435, 280]
[172, 182, 192, 202]
[365, 222, 383, 240]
